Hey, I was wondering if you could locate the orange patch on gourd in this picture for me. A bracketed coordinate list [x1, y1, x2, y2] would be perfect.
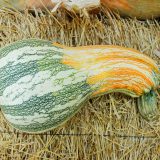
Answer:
[91, 72, 151, 96]
[62, 51, 158, 74]
[101, 0, 132, 10]
[58, 43, 159, 97]
[92, 83, 143, 96]
[93, 55, 157, 72]
[87, 68, 153, 85]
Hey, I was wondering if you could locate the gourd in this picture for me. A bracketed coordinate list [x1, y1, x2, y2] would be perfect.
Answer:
[101, 0, 160, 19]
[1, 0, 160, 19]
[0, 39, 159, 133]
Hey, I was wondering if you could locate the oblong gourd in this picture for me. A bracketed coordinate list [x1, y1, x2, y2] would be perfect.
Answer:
[0, 39, 159, 133]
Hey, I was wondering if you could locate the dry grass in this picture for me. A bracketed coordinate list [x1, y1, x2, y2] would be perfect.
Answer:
[0, 7, 160, 160]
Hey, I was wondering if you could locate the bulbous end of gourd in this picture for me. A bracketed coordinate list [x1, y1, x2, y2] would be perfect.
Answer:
[138, 90, 159, 120]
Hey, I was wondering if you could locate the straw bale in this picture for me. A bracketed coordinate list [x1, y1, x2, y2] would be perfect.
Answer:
[0, 8, 160, 159]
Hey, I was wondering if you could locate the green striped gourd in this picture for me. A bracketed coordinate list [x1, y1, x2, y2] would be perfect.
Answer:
[0, 39, 159, 133]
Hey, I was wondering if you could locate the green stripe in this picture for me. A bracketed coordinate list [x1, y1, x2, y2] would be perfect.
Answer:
[0, 61, 39, 95]
[0, 39, 53, 58]
[2, 81, 92, 132]
[0, 38, 94, 132]
[0, 39, 65, 95]
[37, 51, 69, 73]
[2, 81, 90, 116]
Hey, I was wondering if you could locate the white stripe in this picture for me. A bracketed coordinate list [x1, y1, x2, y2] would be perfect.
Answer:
[0, 46, 62, 69]
[1, 69, 87, 106]
[4, 94, 88, 126]
[64, 48, 135, 55]
[4, 112, 50, 125]
[85, 60, 155, 85]
[50, 94, 83, 112]
[64, 48, 127, 55]
[64, 47, 155, 64]
[4, 109, 69, 126]
[5, 109, 70, 126]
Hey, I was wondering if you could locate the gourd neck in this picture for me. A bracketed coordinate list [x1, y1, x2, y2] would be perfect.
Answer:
[53, 42, 160, 98]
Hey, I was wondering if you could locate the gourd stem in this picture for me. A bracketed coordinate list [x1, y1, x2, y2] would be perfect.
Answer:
[137, 90, 159, 120]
